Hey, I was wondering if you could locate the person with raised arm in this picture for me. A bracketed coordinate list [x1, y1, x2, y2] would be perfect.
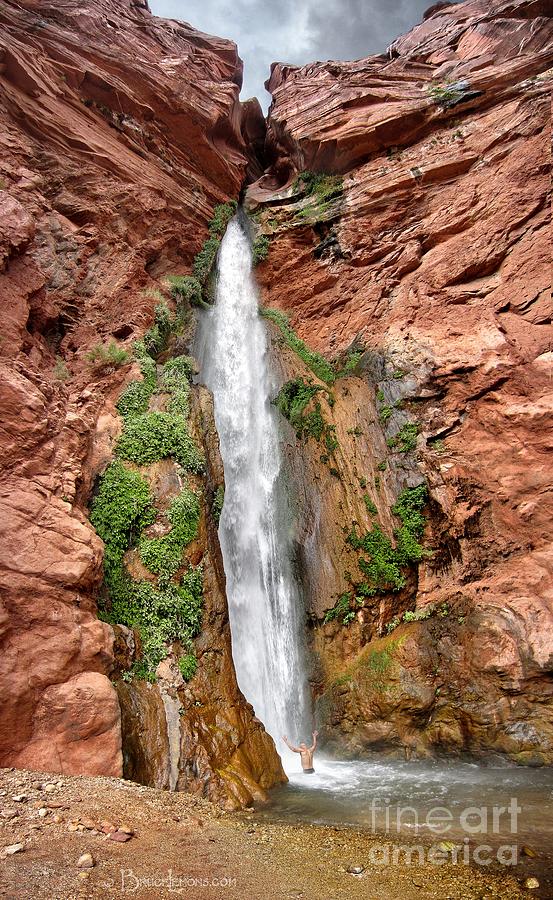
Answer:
[282, 731, 318, 773]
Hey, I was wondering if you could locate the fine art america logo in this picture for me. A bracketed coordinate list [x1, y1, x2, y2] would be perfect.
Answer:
[365, 796, 522, 867]
[117, 799, 525, 892]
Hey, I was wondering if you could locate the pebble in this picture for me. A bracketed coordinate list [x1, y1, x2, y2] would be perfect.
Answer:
[38, 808, 48, 818]
[524, 878, 539, 890]
[347, 865, 364, 875]
[108, 830, 132, 842]
[77, 871, 90, 881]
[44, 784, 56, 793]
[118, 823, 133, 835]
[77, 853, 94, 869]
[437, 840, 457, 853]
[521, 845, 537, 858]
[67, 823, 79, 832]
[0, 809, 17, 819]
[11, 795, 27, 803]
[4, 843, 24, 855]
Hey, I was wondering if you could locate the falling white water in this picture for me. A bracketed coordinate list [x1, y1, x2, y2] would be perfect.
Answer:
[197, 216, 310, 773]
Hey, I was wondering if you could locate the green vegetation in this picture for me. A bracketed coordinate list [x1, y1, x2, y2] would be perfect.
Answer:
[252, 234, 270, 266]
[377, 460, 387, 471]
[117, 379, 154, 420]
[142, 302, 172, 357]
[260, 307, 335, 384]
[87, 341, 130, 370]
[347, 485, 428, 596]
[166, 275, 204, 309]
[379, 404, 394, 423]
[387, 422, 419, 453]
[53, 356, 70, 382]
[90, 460, 156, 591]
[139, 487, 200, 581]
[293, 171, 344, 221]
[193, 201, 237, 286]
[178, 653, 198, 681]
[427, 82, 464, 108]
[116, 411, 204, 471]
[193, 237, 220, 283]
[323, 592, 356, 626]
[386, 601, 449, 634]
[363, 495, 378, 516]
[211, 485, 225, 524]
[159, 355, 194, 417]
[364, 640, 402, 692]
[336, 348, 364, 379]
[90, 291, 206, 680]
[111, 570, 204, 682]
[208, 201, 238, 239]
[275, 377, 337, 453]
[90, 462, 204, 681]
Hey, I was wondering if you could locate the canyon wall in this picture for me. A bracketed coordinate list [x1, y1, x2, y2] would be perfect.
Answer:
[250, 0, 553, 763]
[0, 0, 283, 804]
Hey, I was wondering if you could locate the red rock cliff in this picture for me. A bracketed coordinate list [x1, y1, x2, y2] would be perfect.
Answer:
[248, 0, 553, 763]
[0, 0, 279, 797]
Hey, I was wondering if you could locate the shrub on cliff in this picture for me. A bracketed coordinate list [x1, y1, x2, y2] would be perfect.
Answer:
[86, 340, 130, 371]
[260, 307, 335, 385]
[166, 275, 206, 309]
[346, 485, 429, 597]
[139, 486, 200, 580]
[252, 234, 270, 266]
[116, 411, 204, 472]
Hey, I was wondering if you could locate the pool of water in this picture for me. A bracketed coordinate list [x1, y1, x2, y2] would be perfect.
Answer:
[255, 756, 553, 888]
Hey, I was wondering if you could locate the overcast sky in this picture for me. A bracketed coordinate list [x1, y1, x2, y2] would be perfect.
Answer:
[149, 0, 436, 109]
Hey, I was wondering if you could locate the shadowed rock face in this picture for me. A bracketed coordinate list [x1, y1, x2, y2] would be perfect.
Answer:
[0, 0, 277, 798]
[249, 0, 553, 763]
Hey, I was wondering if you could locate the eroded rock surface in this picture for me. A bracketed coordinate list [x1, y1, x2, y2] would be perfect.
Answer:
[251, 0, 553, 763]
[0, 0, 276, 797]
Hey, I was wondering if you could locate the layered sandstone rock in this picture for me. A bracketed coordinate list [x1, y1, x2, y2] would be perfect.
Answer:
[250, 0, 553, 763]
[0, 0, 279, 798]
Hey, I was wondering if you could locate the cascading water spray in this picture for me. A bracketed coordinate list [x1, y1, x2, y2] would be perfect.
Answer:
[197, 215, 310, 773]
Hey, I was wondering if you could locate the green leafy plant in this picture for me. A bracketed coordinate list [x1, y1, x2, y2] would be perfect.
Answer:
[53, 356, 70, 382]
[116, 411, 204, 471]
[427, 82, 464, 108]
[87, 341, 130, 370]
[193, 237, 220, 283]
[347, 485, 429, 596]
[90, 460, 156, 593]
[293, 171, 344, 221]
[142, 302, 172, 357]
[208, 201, 237, 239]
[387, 423, 419, 453]
[179, 653, 198, 681]
[252, 234, 270, 265]
[159, 355, 194, 417]
[166, 275, 205, 308]
[139, 486, 200, 580]
[260, 307, 335, 384]
[212, 485, 225, 524]
[363, 495, 378, 516]
[275, 377, 337, 452]
[324, 592, 353, 625]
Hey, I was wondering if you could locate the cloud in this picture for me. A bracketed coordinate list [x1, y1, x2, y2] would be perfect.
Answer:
[149, 0, 434, 109]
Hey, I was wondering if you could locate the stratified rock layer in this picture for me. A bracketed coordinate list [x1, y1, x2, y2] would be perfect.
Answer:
[0, 0, 279, 798]
[250, 0, 553, 763]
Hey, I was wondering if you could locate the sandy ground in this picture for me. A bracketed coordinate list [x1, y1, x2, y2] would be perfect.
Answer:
[0, 768, 548, 900]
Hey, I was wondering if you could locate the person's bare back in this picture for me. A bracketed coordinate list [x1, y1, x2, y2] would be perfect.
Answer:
[282, 731, 318, 773]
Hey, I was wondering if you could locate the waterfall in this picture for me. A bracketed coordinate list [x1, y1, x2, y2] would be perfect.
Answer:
[197, 215, 310, 772]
